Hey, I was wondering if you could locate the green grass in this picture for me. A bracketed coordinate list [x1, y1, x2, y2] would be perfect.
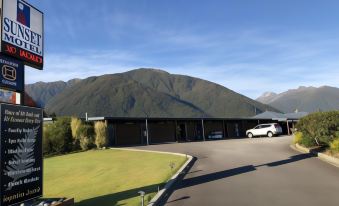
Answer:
[43, 149, 187, 206]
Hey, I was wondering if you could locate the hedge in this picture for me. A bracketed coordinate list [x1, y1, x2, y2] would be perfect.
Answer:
[43, 117, 99, 156]
[43, 117, 73, 155]
[296, 111, 339, 149]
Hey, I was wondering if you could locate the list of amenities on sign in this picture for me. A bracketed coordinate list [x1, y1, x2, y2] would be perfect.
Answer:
[0, 103, 42, 206]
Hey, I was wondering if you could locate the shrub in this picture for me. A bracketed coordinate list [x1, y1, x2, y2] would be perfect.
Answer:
[296, 111, 339, 147]
[94, 121, 108, 148]
[43, 117, 73, 154]
[70, 117, 83, 150]
[299, 135, 317, 148]
[51, 117, 73, 153]
[43, 124, 53, 155]
[78, 123, 95, 150]
[293, 132, 303, 144]
[71, 117, 82, 140]
[330, 138, 339, 153]
[42, 117, 96, 156]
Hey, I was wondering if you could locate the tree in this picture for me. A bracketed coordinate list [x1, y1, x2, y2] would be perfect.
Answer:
[42, 124, 53, 155]
[94, 121, 108, 148]
[78, 123, 95, 150]
[71, 117, 82, 139]
[48, 117, 73, 154]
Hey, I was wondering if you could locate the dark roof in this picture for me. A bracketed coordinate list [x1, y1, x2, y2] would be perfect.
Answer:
[252, 111, 286, 119]
[252, 111, 308, 120]
[87, 116, 262, 121]
[284, 112, 309, 119]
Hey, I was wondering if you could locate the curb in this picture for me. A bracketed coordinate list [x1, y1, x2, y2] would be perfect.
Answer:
[293, 143, 311, 153]
[109, 148, 194, 205]
[291, 144, 339, 168]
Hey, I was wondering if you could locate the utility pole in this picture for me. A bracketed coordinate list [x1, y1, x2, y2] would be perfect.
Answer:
[201, 119, 205, 141]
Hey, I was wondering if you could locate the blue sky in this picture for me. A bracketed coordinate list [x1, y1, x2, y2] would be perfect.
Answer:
[27, 0, 339, 98]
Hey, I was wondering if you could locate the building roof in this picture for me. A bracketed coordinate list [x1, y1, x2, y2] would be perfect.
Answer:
[252, 111, 286, 119]
[252, 111, 308, 120]
[87, 116, 260, 121]
[284, 112, 309, 119]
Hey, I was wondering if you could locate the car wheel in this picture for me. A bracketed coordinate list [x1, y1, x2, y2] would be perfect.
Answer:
[247, 133, 253, 138]
[267, 131, 273, 138]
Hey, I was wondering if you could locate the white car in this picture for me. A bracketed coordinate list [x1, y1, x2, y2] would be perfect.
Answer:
[246, 123, 282, 138]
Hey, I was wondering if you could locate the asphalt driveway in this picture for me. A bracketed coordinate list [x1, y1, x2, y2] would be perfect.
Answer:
[131, 136, 339, 206]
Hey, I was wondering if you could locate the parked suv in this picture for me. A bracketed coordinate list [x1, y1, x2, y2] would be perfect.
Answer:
[246, 123, 282, 138]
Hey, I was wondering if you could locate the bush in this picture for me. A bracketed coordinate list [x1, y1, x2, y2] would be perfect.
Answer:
[71, 117, 82, 140]
[299, 135, 317, 148]
[293, 132, 303, 144]
[330, 138, 339, 153]
[43, 117, 73, 155]
[78, 123, 95, 150]
[296, 111, 339, 147]
[43, 124, 53, 155]
[42, 116, 97, 156]
[52, 117, 73, 153]
[94, 121, 108, 148]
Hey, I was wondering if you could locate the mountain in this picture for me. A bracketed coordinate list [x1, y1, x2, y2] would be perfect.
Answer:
[256, 86, 339, 113]
[25, 79, 81, 107]
[256, 92, 277, 104]
[28, 68, 279, 118]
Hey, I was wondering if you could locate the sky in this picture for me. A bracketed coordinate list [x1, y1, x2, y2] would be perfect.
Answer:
[26, 0, 339, 99]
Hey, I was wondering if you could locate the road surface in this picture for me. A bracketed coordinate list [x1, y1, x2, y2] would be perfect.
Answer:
[132, 136, 339, 206]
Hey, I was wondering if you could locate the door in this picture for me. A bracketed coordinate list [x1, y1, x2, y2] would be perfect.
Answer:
[179, 124, 187, 141]
[252, 125, 262, 136]
[196, 123, 203, 140]
[257, 124, 270, 135]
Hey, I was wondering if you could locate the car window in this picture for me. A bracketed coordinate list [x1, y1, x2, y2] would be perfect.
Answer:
[254, 125, 260, 129]
[262, 125, 270, 128]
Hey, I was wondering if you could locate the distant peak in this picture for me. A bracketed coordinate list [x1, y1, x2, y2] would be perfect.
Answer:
[262, 92, 277, 97]
[297, 86, 316, 90]
[67, 78, 82, 85]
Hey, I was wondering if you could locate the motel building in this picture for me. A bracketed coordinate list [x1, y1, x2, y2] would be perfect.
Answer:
[76, 111, 308, 146]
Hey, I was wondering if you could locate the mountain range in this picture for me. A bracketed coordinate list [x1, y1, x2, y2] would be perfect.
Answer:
[25, 79, 81, 107]
[256, 86, 339, 113]
[26, 68, 278, 118]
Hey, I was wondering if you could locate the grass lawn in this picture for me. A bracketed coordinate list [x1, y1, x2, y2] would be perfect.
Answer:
[43, 149, 187, 206]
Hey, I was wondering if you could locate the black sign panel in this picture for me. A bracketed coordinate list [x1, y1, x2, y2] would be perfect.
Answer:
[0, 104, 43, 206]
[0, 55, 24, 92]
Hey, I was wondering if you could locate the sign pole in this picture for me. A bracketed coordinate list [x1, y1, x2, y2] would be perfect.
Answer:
[21, 65, 25, 106]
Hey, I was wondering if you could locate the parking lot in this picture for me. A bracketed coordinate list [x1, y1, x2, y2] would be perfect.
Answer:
[132, 136, 339, 206]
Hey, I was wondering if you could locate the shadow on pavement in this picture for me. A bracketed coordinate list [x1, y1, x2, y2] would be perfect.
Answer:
[166, 153, 315, 201]
[179, 165, 256, 189]
[166, 196, 190, 203]
[256, 153, 315, 167]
